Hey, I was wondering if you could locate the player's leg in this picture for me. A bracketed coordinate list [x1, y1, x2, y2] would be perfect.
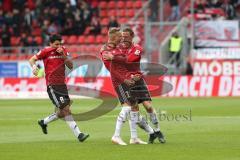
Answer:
[37, 86, 60, 134]
[137, 113, 157, 144]
[131, 78, 164, 143]
[129, 105, 147, 144]
[46, 85, 89, 142]
[142, 101, 166, 143]
[112, 103, 131, 145]
[59, 104, 89, 142]
[112, 84, 134, 145]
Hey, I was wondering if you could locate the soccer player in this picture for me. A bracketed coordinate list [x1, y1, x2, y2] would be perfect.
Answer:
[103, 28, 166, 143]
[100, 28, 149, 145]
[29, 34, 89, 142]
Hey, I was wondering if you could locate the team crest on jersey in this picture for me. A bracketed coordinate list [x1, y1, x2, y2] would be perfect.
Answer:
[134, 50, 140, 56]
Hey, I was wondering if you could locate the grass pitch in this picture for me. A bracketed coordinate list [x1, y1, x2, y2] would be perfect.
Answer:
[0, 97, 240, 160]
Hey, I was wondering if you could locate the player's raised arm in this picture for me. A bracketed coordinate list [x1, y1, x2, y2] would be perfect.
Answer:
[64, 58, 73, 70]
[56, 47, 73, 70]
[29, 55, 39, 76]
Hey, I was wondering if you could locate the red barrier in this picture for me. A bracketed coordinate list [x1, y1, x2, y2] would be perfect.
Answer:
[1, 76, 240, 98]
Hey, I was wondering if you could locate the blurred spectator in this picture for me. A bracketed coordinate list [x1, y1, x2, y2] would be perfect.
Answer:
[169, 32, 183, 68]
[62, 18, 75, 35]
[70, 0, 77, 11]
[149, 0, 159, 21]
[108, 16, 119, 29]
[28, 36, 38, 46]
[12, 9, 22, 36]
[5, 11, 14, 26]
[169, 0, 181, 21]
[19, 33, 29, 53]
[206, 0, 223, 8]
[89, 16, 101, 35]
[1, 24, 11, 53]
[222, 0, 236, 19]
[48, 22, 59, 34]
[80, 1, 92, 25]
[24, 8, 34, 27]
[195, 0, 207, 11]
[0, 10, 5, 27]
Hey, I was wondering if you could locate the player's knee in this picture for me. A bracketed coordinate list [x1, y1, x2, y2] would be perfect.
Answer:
[143, 102, 153, 113]
[144, 106, 153, 113]
[131, 105, 139, 112]
[57, 111, 64, 118]
[62, 108, 71, 117]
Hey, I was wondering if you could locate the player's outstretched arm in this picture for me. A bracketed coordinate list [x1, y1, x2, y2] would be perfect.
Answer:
[29, 55, 39, 76]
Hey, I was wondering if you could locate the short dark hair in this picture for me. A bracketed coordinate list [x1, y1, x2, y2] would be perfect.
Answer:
[123, 28, 134, 37]
[49, 34, 62, 43]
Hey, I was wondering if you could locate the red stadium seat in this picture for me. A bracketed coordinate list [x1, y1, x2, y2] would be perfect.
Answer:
[67, 35, 78, 44]
[117, 9, 126, 17]
[32, 27, 42, 36]
[96, 35, 104, 44]
[117, 1, 125, 9]
[126, 1, 134, 8]
[101, 18, 109, 26]
[119, 17, 127, 24]
[108, 9, 117, 16]
[68, 45, 78, 53]
[134, 1, 142, 8]
[77, 36, 85, 44]
[11, 37, 20, 46]
[79, 45, 88, 53]
[100, 9, 108, 17]
[86, 35, 96, 44]
[99, 1, 107, 9]
[127, 9, 135, 17]
[108, 1, 115, 9]
[35, 36, 42, 45]
[101, 27, 108, 35]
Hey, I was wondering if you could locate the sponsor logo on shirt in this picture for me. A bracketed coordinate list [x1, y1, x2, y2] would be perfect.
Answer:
[48, 56, 65, 59]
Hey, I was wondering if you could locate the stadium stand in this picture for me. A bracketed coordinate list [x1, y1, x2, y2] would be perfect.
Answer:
[0, 0, 145, 60]
[1, 0, 240, 61]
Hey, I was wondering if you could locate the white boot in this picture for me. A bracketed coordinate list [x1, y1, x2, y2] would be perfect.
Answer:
[111, 136, 127, 145]
[130, 138, 147, 144]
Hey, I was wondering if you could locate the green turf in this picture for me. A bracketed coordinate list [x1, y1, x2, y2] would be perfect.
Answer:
[0, 98, 240, 160]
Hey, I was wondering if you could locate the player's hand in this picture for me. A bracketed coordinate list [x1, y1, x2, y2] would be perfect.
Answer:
[103, 53, 114, 60]
[56, 47, 64, 54]
[32, 65, 39, 76]
[124, 79, 135, 86]
[131, 74, 141, 81]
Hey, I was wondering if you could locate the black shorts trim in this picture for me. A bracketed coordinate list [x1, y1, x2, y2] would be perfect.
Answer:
[130, 78, 152, 104]
[47, 85, 70, 108]
[115, 83, 137, 105]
